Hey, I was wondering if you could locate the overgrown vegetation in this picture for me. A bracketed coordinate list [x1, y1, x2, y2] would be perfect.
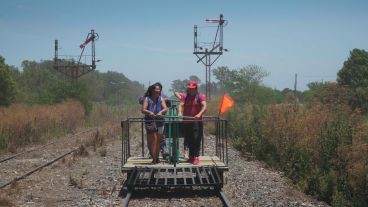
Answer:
[206, 49, 368, 206]
[0, 101, 84, 150]
[0, 55, 143, 151]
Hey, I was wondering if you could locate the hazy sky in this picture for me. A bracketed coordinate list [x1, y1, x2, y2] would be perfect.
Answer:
[1, 0, 368, 93]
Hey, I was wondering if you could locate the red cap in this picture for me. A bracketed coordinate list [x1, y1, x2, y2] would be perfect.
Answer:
[186, 81, 198, 89]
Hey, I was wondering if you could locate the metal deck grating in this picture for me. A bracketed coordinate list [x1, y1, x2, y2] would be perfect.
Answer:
[126, 166, 223, 189]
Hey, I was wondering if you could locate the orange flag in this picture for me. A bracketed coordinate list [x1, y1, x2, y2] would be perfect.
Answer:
[219, 94, 234, 114]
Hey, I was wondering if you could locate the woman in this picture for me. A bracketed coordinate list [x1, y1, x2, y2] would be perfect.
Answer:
[141, 83, 168, 164]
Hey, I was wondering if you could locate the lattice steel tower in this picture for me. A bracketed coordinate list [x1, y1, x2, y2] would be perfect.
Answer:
[193, 14, 228, 100]
[53, 29, 100, 79]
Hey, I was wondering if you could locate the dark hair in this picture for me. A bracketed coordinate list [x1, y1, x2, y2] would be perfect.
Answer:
[154, 82, 162, 90]
[186, 88, 198, 94]
[144, 82, 162, 97]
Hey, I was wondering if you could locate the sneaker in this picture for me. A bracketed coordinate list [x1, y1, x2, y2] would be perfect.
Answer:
[183, 148, 189, 159]
[184, 150, 189, 159]
[192, 156, 200, 165]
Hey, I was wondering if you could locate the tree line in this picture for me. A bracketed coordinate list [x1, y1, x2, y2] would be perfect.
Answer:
[0, 57, 144, 114]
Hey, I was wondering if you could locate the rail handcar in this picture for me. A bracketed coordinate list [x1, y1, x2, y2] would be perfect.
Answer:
[120, 99, 231, 206]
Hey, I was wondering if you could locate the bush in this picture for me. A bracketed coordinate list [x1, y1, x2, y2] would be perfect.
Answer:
[230, 103, 367, 206]
[0, 133, 8, 150]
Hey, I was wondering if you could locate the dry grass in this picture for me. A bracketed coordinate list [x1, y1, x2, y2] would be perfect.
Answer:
[236, 103, 368, 204]
[203, 96, 222, 135]
[0, 100, 85, 151]
[261, 104, 363, 163]
[89, 103, 139, 128]
[85, 129, 105, 151]
[0, 194, 14, 207]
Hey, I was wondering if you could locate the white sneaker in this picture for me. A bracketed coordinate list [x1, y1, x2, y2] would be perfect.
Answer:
[183, 148, 189, 159]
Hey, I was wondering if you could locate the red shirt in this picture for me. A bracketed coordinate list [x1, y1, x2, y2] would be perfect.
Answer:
[180, 93, 206, 118]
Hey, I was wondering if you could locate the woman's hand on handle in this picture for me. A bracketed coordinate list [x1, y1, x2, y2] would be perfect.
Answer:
[178, 113, 183, 120]
[194, 114, 202, 119]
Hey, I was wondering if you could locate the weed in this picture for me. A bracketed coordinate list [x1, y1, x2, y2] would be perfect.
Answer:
[0, 134, 8, 150]
[69, 175, 82, 188]
[69, 175, 77, 187]
[82, 170, 89, 176]
[76, 144, 89, 157]
[99, 148, 107, 157]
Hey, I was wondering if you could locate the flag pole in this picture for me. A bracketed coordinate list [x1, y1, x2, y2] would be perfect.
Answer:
[218, 92, 226, 118]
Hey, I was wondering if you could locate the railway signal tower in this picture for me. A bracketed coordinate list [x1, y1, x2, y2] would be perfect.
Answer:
[193, 14, 228, 100]
[53, 29, 100, 79]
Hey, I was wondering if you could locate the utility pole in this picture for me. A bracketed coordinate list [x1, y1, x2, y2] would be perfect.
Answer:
[294, 73, 298, 109]
[193, 14, 228, 101]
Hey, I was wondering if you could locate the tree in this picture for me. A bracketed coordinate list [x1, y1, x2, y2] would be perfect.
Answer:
[337, 49, 368, 112]
[213, 65, 270, 103]
[0, 56, 17, 106]
[337, 49, 368, 88]
[189, 75, 201, 84]
[303, 82, 351, 109]
[170, 78, 192, 93]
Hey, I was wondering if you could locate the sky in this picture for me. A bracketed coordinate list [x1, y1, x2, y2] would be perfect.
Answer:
[1, 0, 368, 94]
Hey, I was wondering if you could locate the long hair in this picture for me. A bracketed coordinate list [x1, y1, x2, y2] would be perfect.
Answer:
[144, 82, 162, 97]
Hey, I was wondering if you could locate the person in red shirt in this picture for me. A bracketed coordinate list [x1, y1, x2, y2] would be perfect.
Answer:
[178, 81, 207, 165]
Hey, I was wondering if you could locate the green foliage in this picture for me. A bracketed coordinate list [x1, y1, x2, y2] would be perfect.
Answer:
[49, 80, 92, 115]
[351, 87, 368, 113]
[228, 106, 278, 163]
[170, 76, 201, 92]
[213, 65, 283, 104]
[230, 103, 367, 206]
[319, 115, 353, 171]
[337, 49, 368, 88]
[80, 70, 144, 105]
[283, 148, 312, 184]
[189, 75, 201, 84]
[0, 56, 17, 106]
[3, 59, 144, 115]
[171, 79, 188, 93]
[331, 190, 350, 207]
[0, 133, 8, 150]
[318, 171, 340, 204]
[337, 48, 368, 112]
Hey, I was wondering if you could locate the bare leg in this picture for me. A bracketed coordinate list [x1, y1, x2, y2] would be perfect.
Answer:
[147, 132, 154, 158]
[151, 132, 160, 162]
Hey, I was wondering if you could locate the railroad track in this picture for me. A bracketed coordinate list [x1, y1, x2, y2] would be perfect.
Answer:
[0, 128, 96, 163]
[121, 187, 232, 207]
[0, 148, 77, 189]
[0, 128, 97, 189]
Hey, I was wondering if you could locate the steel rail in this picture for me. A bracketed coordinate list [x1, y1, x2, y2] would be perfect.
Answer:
[120, 188, 232, 207]
[0, 141, 58, 163]
[122, 191, 132, 207]
[0, 128, 96, 163]
[0, 148, 78, 189]
[218, 190, 232, 207]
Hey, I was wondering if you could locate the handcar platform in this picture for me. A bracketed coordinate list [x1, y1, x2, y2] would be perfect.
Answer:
[122, 155, 228, 172]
